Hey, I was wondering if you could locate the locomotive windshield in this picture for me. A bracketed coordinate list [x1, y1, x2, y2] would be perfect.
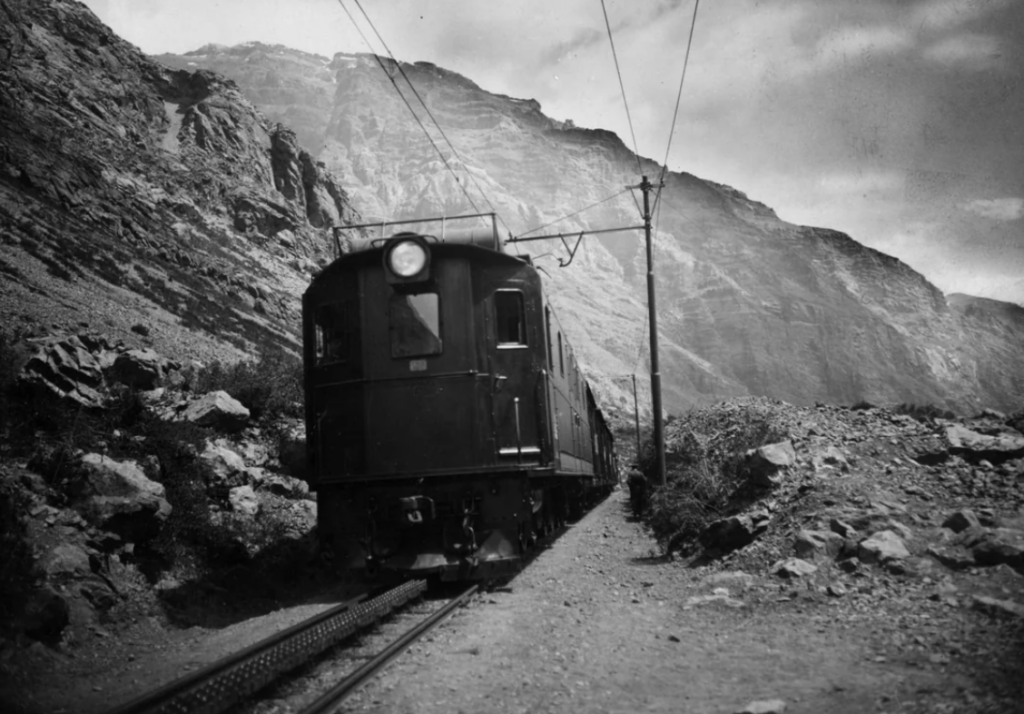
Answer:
[390, 291, 442, 358]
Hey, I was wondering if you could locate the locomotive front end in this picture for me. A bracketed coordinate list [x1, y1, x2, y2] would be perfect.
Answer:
[303, 219, 548, 580]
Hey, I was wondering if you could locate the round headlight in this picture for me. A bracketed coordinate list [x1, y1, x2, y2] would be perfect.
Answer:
[388, 240, 427, 277]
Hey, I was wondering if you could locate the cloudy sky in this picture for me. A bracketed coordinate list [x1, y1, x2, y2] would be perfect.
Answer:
[83, 0, 1024, 305]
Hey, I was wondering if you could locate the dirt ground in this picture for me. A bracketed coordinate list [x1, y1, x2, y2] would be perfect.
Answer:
[338, 491, 972, 714]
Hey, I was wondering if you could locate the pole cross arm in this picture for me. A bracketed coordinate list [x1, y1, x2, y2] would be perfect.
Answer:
[506, 224, 646, 244]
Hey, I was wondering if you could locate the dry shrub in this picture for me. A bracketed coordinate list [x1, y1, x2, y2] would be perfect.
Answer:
[182, 350, 302, 423]
[894, 402, 956, 422]
[645, 406, 787, 552]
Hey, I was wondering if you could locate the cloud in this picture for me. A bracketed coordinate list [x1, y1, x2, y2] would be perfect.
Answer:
[963, 197, 1024, 221]
[817, 170, 905, 197]
[910, 0, 1013, 31]
[921, 33, 1003, 67]
[813, 25, 914, 66]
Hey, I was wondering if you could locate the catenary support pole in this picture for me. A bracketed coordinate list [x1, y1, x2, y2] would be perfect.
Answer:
[632, 373, 641, 462]
[641, 176, 666, 487]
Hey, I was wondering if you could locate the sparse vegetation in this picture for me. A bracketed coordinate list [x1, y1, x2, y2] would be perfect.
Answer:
[182, 350, 303, 422]
[894, 402, 957, 422]
[644, 408, 787, 552]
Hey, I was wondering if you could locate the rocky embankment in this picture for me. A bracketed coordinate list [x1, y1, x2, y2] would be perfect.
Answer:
[0, 331, 318, 714]
[3, 377, 1023, 712]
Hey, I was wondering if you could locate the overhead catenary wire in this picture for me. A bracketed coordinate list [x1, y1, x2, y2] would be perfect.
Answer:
[334, 0, 484, 218]
[600, 0, 643, 176]
[519, 188, 632, 238]
[345, 0, 517, 241]
[653, 0, 701, 215]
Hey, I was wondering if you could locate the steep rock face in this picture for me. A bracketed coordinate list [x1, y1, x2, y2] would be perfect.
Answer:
[0, 1, 357, 362]
[154, 43, 337, 152]
[145, 48, 1024, 417]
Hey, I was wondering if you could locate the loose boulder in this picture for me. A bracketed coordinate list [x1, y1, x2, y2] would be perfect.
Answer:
[71, 454, 171, 542]
[744, 441, 796, 487]
[21, 336, 108, 407]
[229, 485, 259, 516]
[700, 510, 771, 555]
[945, 425, 1024, 461]
[199, 441, 249, 494]
[180, 391, 250, 432]
[22, 586, 70, 643]
[858, 530, 910, 564]
[793, 529, 843, 560]
[942, 509, 981, 533]
[773, 558, 817, 578]
[111, 348, 177, 390]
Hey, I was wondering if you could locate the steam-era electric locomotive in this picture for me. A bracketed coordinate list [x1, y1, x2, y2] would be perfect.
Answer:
[302, 214, 618, 581]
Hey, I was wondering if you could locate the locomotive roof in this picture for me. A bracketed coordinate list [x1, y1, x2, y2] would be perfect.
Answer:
[308, 239, 535, 289]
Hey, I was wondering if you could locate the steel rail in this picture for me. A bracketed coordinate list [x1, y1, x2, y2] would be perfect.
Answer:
[106, 580, 427, 714]
[299, 584, 479, 714]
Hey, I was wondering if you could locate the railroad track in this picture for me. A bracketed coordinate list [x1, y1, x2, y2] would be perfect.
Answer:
[106, 580, 475, 714]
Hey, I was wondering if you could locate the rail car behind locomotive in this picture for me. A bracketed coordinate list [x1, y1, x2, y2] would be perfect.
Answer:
[302, 214, 618, 580]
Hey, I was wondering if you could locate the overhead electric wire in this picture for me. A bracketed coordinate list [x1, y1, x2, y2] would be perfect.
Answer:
[348, 0, 516, 239]
[519, 188, 632, 237]
[600, 0, 643, 175]
[653, 0, 701, 214]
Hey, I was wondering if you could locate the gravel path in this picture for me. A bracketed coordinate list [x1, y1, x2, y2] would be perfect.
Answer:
[341, 491, 946, 714]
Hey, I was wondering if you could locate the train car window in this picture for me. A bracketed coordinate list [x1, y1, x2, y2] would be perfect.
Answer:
[314, 301, 358, 365]
[389, 291, 442, 358]
[557, 332, 564, 376]
[495, 290, 526, 346]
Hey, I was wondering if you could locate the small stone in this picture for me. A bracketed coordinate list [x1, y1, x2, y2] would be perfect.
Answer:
[827, 583, 846, 597]
[858, 530, 910, 564]
[773, 558, 817, 578]
[667, 634, 681, 643]
[829, 518, 857, 538]
[971, 595, 1024, 619]
[942, 509, 981, 533]
[736, 699, 786, 714]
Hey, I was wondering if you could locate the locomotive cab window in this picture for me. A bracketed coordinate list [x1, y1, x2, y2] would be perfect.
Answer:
[390, 291, 442, 358]
[314, 300, 358, 365]
[495, 290, 526, 347]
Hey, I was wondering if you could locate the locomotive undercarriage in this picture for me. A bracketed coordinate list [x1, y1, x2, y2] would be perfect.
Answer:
[317, 473, 588, 581]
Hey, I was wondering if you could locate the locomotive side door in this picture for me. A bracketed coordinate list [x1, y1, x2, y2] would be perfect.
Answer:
[488, 287, 542, 464]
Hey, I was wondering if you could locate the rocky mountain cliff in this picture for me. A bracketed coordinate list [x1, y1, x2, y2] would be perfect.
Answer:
[0, 1, 358, 366]
[156, 45, 1024, 418]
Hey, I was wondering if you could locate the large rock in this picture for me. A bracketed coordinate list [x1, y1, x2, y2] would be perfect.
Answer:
[22, 586, 70, 643]
[793, 529, 843, 560]
[199, 440, 249, 493]
[858, 530, 910, 564]
[970, 528, 1024, 573]
[40, 543, 91, 579]
[945, 425, 1024, 461]
[744, 441, 796, 487]
[111, 349, 177, 390]
[71, 454, 171, 542]
[180, 391, 250, 432]
[21, 336, 108, 407]
[700, 510, 771, 555]
[942, 509, 981, 533]
[229, 485, 259, 516]
[773, 558, 817, 578]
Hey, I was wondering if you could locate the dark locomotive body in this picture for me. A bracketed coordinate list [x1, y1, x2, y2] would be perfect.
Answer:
[302, 220, 617, 580]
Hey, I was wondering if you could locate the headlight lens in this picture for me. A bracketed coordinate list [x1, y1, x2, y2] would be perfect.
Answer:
[389, 240, 427, 277]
